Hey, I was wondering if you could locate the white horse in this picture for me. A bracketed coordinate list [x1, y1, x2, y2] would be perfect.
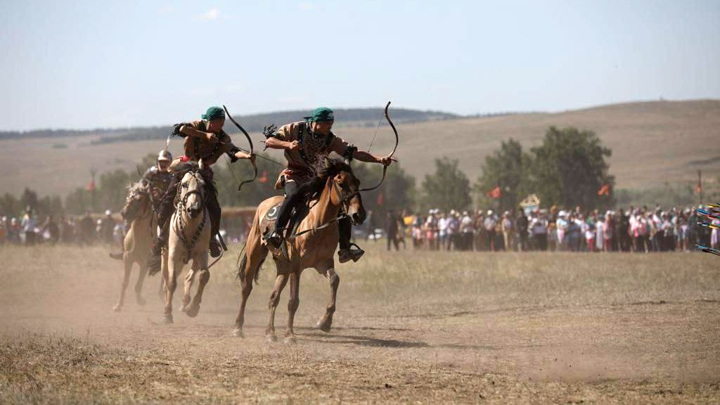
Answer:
[162, 162, 212, 324]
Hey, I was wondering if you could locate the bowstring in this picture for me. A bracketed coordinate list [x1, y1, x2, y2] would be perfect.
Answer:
[367, 111, 384, 153]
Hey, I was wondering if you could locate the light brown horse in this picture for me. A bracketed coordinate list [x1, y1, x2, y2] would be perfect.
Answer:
[162, 162, 212, 324]
[234, 159, 366, 343]
[113, 182, 167, 312]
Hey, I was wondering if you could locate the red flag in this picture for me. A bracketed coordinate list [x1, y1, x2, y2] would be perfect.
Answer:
[377, 191, 384, 206]
[597, 184, 610, 196]
[87, 180, 95, 192]
[487, 186, 501, 199]
[258, 170, 269, 183]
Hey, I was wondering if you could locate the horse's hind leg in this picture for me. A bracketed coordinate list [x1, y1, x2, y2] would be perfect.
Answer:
[134, 262, 148, 306]
[234, 236, 269, 337]
[284, 271, 301, 344]
[316, 261, 339, 332]
[113, 255, 132, 312]
[266, 269, 289, 342]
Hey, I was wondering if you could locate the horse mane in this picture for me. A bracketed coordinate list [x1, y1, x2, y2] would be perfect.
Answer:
[127, 181, 147, 195]
[316, 158, 353, 180]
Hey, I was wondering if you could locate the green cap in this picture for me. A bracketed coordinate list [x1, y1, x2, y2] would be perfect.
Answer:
[202, 106, 225, 121]
[305, 107, 334, 122]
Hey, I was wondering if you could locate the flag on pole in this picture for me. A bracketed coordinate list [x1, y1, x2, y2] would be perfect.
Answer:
[696, 170, 702, 193]
[258, 170, 269, 183]
[487, 186, 501, 199]
[597, 184, 610, 196]
[377, 191, 384, 206]
[87, 180, 96, 192]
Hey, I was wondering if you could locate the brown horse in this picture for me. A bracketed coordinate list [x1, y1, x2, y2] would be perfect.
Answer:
[113, 182, 167, 312]
[234, 159, 366, 342]
[162, 162, 213, 324]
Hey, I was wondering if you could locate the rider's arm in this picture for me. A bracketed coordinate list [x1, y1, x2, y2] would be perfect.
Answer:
[264, 123, 300, 151]
[329, 137, 391, 166]
[179, 124, 216, 143]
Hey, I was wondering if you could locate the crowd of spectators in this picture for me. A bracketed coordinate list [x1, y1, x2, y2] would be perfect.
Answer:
[0, 208, 120, 247]
[390, 205, 716, 253]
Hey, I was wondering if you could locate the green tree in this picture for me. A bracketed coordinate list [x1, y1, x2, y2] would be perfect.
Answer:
[529, 127, 614, 209]
[420, 157, 471, 212]
[352, 161, 416, 216]
[473, 138, 533, 211]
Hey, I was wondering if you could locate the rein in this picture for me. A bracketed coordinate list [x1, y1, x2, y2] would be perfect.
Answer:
[286, 179, 353, 241]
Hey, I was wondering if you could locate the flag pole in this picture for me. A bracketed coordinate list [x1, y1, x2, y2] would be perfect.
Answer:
[698, 170, 702, 205]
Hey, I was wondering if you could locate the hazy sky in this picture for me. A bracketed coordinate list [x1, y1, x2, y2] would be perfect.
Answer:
[2, 0, 719, 131]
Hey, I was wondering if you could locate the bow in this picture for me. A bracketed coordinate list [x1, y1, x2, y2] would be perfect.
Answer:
[223, 105, 257, 191]
[359, 101, 399, 192]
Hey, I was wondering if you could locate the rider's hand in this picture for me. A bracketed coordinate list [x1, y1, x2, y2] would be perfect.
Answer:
[288, 140, 301, 152]
[379, 155, 393, 166]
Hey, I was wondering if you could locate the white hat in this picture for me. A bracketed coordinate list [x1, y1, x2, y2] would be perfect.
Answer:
[105, 210, 112, 216]
[487, 210, 493, 216]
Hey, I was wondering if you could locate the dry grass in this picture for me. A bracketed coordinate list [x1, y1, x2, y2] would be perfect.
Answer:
[1, 243, 719, 403]
[2, 100, 719, 196]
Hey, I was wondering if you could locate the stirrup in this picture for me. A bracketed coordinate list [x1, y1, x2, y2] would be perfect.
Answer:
[264, 230, 283, 249]
[109, 251, 124, 260]
[209, 238, 222, 258]
[338, 243, 365, 263]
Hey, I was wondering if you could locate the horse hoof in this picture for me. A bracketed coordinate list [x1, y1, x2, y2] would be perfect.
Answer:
[185, 305, 200, 318]
[232, 328, 244, 338]
[136, 296, 147, 306]
[266, 334, 278, 343]
[162, 314, 173, 324]
[317, 319, 332, 332]
[113, 304, 121, 312]
[284, 336, 297, 345]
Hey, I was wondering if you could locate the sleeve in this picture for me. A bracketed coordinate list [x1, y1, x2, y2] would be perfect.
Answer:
[328, 135, 354, 158]
[173, 122, 194, 138]
[141, 167, 156, 186]
[221, 133, 243, 163]
[272, 122, 300, 142]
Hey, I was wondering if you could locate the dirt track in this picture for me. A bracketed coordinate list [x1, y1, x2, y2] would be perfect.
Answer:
[1, 244, 719, 403]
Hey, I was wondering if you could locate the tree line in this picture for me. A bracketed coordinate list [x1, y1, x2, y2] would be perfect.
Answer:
[0, 126, 617, 219]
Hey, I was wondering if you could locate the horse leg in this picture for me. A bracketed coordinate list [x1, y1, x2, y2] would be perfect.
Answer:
[134, 262, 148, 306]
[317, 266, 339, 332]
[181, 267, 195, 313]
[163, 256, 182, 324]
[186, 261, 209, 318]
[158, 253, 168, 302]
[284, 271, 301, 344]
[266, 272, 289, 342]
[113, 255, 132, 312]
[234, 242, 268, 337]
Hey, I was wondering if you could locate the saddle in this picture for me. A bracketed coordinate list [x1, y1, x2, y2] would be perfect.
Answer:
[260, 198, 314, 259]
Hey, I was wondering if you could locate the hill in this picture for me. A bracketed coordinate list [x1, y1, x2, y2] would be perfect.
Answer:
[1, 100, 718, 197]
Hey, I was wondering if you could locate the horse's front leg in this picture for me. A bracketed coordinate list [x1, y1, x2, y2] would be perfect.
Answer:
[316, 263, 339, 332]
[163, 255, 183, 324]
[186, 255, 210, 318]
[113, 255, 133, 312]
[134, 261, 148, 307]
[181, 266, 195, 313]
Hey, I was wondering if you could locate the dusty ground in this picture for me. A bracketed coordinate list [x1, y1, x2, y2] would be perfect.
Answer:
[1, 243, 719, 403]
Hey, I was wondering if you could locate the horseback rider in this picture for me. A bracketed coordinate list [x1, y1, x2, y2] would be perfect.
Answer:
[263, 107, 392, 263]
[147, 106, 254, 269]
[109, 149, 175, 259]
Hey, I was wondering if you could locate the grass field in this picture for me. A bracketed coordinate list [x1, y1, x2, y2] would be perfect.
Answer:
[2, 99, 719, 196]
[1, 243, 719, 403]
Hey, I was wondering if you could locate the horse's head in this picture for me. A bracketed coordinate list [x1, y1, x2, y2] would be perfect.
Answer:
[122, 183, 150, 220]
[321, 159, 367, 226]
[179, 169, 206, 219]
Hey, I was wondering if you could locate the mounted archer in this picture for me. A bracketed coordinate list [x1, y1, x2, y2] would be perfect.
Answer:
[148, 106, 255, 272]
[263, 106, 394, 263]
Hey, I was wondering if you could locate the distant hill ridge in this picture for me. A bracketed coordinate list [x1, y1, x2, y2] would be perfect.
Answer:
[0, 107, 466, 143]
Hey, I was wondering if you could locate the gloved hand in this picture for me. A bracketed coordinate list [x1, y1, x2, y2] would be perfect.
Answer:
[263, 124, 278, 139]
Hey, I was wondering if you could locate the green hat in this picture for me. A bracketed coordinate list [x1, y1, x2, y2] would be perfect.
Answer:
[202, 106, 225, 121]
[305, 107, 334, 122]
